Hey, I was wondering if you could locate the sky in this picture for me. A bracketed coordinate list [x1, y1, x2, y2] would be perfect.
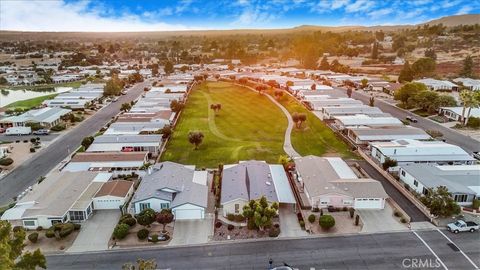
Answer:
[0, 0, 479, 32]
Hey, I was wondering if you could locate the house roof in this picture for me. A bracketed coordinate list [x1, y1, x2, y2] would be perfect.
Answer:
[221, 161, 276, 204]
[295, 156, 388, 199]
[400, 164, 480, 195]
[132, 162, 207, 208]
[91, 134, 162, 144]
[0, 107, 71, 124]
[349, 126, 431, 141]
[335, 114, 403, 127]
[71, 152, 148, 162]
[94, 180, 134, 198]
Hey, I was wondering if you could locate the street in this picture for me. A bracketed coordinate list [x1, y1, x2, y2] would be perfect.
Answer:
[45, 229, 480, 270]
[347, 89, 480, 154]
[0, 80, 150, 205]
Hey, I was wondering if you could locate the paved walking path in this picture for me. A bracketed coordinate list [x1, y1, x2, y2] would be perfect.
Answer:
[236, 83, 301, 158]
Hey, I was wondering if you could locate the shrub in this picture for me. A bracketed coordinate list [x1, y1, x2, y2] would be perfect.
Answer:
[467, 117, 480, 129]
[121, 213, 133, 220]
[226, 213, 235, 221]
[45, 230, 55, 238]
[247, 219, 256, 230]
[36, 226, 43, 231]
[215, 221, 223, 228]
[299, 220, 305, 228]
[234, 214, 245, 222]
[0, 158, 14, 166]
[342, 207, 348, 211]
[473, 199, 480, 210]
[113, 223, 130, 240]
[394, 211, 401, 217]
[73, 224, 81, 230]
[137, 228, 149, 240]
[30, 148, 36, 153]
[320, 209, 323, 216]
[13, 226, 23, 232]
[122, 217, 137, 227]
[58, 223, 75, 238]
[227, 224, 234, 231]
[319, 215, 335, 230]
[349, 208, 355, 218]
[268, 227, 280, 237]
[28, 232, 39, 243]
[308, 214, 316, 223]
[150, 234, 159, 243]
[312, 207, 320, 213]
[355, 215, 360, 226]
[400, 218, 407, 223]
[50, 124, 66, 132]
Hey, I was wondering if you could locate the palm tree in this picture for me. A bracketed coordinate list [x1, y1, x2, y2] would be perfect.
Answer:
[459, 90, 477, 125]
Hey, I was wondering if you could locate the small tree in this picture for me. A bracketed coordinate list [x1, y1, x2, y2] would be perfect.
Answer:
[292, 112, 307, 128]
[81, 136, 94, 149]
[136, 208, 156, 227]
[188, 131, 204, 150]
[274, 90, 284, 100]
[361, 79, 369, 89]
[382, 158, 397, 170]
[210, 103, 222, 115]
[242, 196, 278, 231]
[319, 215, 335, 230]
[155, 209, 174, 232]
[308, 214, 316, 223]
[121, 102, 132, 112]
[419, 186, 461, 218]
[113, 223, 130, 240]
[170, 100, 185, 113]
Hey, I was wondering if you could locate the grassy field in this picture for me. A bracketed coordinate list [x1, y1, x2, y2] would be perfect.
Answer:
[5, 93, 58, 110]
[266, 89, 355, 158]
[161, 81, 288, 168]
[0, 81, 83, 91]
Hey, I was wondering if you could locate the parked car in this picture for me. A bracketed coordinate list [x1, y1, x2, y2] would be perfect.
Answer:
[5, 127, 31, 136]
[447, 220, 479, 233]
[33, 129, 49, 135]
[406, 116, 418, 123]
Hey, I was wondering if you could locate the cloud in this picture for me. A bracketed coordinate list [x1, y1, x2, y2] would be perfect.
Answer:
[0, 0, 193, 32]
[441, 0, 462, 8]
[345, 0, 376, 13]
[456, 5, 473, 15]
[368, 8, 393, 19]
[233, 7, 277, 26]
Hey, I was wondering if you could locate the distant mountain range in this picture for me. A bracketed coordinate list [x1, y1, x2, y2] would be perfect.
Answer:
[0, 14, 478, 40]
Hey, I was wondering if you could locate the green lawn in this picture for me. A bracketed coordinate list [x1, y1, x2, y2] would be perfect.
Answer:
[5, 93, 58, 110]
[161, 81, 288, 168]
[266, 89, 355, 158]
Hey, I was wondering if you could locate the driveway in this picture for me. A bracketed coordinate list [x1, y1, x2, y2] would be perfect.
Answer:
[67, 210, 121, 253]
[168, 217, 213, 246]
[357, 204, 408, 233]
[278, 204, 308, 237]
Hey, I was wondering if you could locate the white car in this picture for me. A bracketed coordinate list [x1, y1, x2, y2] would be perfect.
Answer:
[447, 220, 479, 233]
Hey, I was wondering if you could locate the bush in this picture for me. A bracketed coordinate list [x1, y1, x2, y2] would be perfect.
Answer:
[227, 224, 234, 231]
[28, 232, 39, 243]
[137, 228, 149, 240]
[268, 227, 281, 237]
[467, 117, 480, 129]
[150, 234, 159, 243]
[308, 214, 316, 223]
[226, 213, 235, 221]
[50, 124, 66, 132]
[0, 158, 14, 166]
[120, 213, 133, 220]
[299, 220, 305, 228]
[215, 221, 223, 228]
[355, 215, 360, 226]
[319, 215, 335, 230]
[247, 219, 256, 230]
[30, 147, 36, 153]
[473, 199, 480, 210]
[394, 211, 401, 217]
[320, 209, 323, 216]
[45, 230, 55, 238]
[400, 218, 407, 223]
[113, 223, 130, 240]
[36, 226, 43, 231]
[312, 207, 320, 213]
[349, 208, 355, 218]
[234, 214, 245, 222]
[58, 223, 75, 238]
[73, 224, 81, 230]
[13, 226, 24, 232]
[121, 217, 137, 227]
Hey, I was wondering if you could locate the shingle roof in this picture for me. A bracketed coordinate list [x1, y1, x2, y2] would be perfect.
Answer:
[94, 180, 134, 198]
[71, 152, 148, 162]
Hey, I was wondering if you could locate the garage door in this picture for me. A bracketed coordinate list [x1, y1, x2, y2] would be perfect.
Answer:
[354, 198, 383, 209]
[173, 209, 204, 220]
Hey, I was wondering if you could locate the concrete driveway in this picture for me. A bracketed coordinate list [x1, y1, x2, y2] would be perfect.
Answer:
[67, 210, 121, 252]
[357, 204, 408, 233]
[278, 204, 308, 237]
[168, 217, 213, 246]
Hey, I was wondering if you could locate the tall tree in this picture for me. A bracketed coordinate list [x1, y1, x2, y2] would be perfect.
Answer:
[459, 55, 474, 78]
[188, 131, 204, 150]
[0, 221, 46, 270]
[398, 61, 414, 83]
[394, 82, 428, 105]
[419, 186, 460, 218]
[411, 58, 436, 78]
[459, 90, 480, 125]
[155, 209, 174, 232]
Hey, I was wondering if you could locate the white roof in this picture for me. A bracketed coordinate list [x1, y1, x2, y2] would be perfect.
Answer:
[440, 107, 480, 118]
[325, 157, 358, 179]
[270, 165, 296, 204]
[192, 171, 208, 185]
[336, 114, 403, 127]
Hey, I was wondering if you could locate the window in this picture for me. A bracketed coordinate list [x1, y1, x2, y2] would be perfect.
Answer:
[51, 220, 62, 225]
[401, 170, 406, 177]
[160, 203, 170, 209]
[23, 220, 36, 227]
[413, 180, 418, 187]
[69, 211, 85, 221]
[422, 187, 429, 196]
[454, 194, 468, 203]
[139, 202, 150, 211]
[234, 204, 240, 213]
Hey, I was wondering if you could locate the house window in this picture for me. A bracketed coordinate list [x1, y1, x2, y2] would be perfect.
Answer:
[401, 170, 406, 177]
[454, 194, 468, 203]
[413, 180, 418, 187]
[69, 211, 85, 221]
[422, 187, 429, 196]
[160, 203, 170, 209]
[234, 204, 240, 213]
[23, 220, 36, 227]
[139, 202, 150, 211]
[51, 220, 62, 225]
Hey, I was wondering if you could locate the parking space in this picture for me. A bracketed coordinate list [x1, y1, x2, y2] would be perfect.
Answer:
[67, 210, 121, 253]
[168, 217, 214, 246]
[278, 204, 308, 238]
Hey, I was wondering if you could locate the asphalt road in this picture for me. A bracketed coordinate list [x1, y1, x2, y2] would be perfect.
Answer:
[0, 80, 150, 205]
[347, 89, 480, 154]
[0, 133, 59, 142]
[348, 160, 429, 222]
[45, 229, 480, 270]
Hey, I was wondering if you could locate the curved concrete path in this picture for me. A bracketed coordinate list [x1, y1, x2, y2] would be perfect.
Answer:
[237, 84, 301, 158]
